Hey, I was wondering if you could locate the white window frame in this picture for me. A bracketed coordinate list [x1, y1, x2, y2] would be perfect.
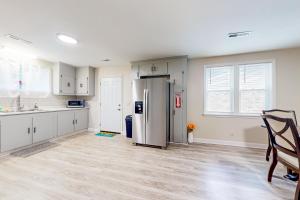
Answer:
[204, 59, 276, 117]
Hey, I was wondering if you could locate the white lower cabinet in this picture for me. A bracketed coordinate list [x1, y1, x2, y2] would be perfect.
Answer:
[0, 108, 88, 153]
[57, 109, 89, 136]
[33, 113, 56, 143]
[1, 114, 33, 152]
[58, 110, 75, 136]
[75, 109, 89, 131]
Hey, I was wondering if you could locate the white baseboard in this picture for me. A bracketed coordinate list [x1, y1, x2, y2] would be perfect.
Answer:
[194, 138, 267, 149]
[88, 128, 98, 132]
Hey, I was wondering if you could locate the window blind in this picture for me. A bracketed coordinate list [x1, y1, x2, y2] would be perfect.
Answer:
[239, 63, 272, 113]
[205, 66, 234, 113]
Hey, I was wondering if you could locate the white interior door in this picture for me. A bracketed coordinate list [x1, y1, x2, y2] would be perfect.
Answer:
[100, 77, 122, 133]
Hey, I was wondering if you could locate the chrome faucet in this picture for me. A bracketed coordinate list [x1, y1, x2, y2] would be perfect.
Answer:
[34, 103, 39, 110]
[16, 95, 24, 111]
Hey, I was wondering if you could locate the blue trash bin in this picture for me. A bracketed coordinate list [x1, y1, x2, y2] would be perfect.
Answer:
[125, 115, 132, 138]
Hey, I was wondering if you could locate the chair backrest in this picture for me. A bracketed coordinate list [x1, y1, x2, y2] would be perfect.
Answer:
[262, 109, 298, 126]
[262, 114, 300, 161]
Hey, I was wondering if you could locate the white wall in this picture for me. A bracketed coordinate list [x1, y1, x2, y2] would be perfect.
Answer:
[84, 65, 132, 134]
[187, 47, 300, 148]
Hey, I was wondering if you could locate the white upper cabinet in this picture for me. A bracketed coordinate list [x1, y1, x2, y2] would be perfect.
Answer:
[53, 63, 95, 96]
[138, 61, 168, 77]
[53, 62, 76, 95]
[76, 67, 95, 96]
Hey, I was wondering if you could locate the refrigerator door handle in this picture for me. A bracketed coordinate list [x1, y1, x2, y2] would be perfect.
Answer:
[144, 89, 147, 125]
[146, 89, 149, 123]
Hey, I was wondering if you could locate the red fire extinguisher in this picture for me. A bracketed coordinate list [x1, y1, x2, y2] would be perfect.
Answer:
[175, 93, 181, 108]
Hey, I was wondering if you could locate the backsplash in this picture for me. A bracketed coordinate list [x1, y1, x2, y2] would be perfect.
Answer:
[0, 95, 75, 111]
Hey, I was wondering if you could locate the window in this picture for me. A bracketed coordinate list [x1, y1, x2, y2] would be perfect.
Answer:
[0, 50, 51, 98]
[21, 61, 51, 98]
[204, 62, 273, 115]
[205, 66, 234, 113]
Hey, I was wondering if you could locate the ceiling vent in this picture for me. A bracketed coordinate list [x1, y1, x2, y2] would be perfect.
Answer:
[5, 34, 33, 45]
[228, 31, 251, 38]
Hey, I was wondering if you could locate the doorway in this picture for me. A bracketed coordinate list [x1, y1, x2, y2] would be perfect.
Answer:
[100, 77, 122, 133]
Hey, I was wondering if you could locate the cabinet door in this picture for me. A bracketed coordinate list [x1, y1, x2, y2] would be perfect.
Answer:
[152, 62, 168, 75]
[61, 75, 76, 95]
[76, 76, 88, 95]
[131, 64, 139, 79]
[138, 62, 168, 77]
[60, 63, 76, 95]
[138, 63, 153, 77]
[57, 111, 75, 136]
[75, 109, 88, 131]
[1, 115, 33, 152]
[32, 113, 55, 143]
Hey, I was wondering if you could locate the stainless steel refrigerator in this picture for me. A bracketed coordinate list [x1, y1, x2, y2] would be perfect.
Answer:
[132, 77, 170, 148]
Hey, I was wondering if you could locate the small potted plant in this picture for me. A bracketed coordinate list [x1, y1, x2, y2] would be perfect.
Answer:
[187, 122, 196, 144]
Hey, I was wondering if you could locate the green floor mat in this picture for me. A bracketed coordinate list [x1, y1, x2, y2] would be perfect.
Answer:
[95, 132, 115, 137]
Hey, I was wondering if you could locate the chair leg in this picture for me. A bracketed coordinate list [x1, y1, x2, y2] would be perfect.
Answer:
[268, 149, 278, 182]
[266, 137, 272, 161]
[294, 181, 300, 200]
[266, 144, 272, 161]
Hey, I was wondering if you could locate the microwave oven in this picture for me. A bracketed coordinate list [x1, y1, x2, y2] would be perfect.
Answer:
[67, 100, 85, 108]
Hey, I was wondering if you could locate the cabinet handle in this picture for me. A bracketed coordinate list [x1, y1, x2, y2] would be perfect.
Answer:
[76, 119, 78, 124]
[28, 128, 30, 134]
[73, 120, 75, 125]
[33, 127, 36, 133]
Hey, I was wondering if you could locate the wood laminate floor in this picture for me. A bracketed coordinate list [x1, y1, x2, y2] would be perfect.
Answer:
[0, 132, 295, 200]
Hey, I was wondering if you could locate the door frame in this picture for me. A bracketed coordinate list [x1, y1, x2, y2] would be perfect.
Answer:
[99, 75, 124, 135]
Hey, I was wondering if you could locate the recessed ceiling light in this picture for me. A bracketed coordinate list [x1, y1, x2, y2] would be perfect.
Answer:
[102, 59, 111, 62]
[56, 33, 78, 44]
[228, 31, 252, 38]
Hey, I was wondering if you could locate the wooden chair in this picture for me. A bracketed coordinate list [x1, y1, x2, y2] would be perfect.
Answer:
[262, 114, 300, 200]
[263, 109, 298, 161]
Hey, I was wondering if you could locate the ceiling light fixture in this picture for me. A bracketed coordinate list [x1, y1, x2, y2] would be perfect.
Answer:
[228, 31, 252, 38]
[56, 33, 78, 44]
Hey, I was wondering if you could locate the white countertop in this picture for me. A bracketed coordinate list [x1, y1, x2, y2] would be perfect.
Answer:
[0, 107, 89, 116]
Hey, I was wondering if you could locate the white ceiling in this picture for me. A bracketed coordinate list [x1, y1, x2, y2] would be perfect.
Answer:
[0, 0, 299, 67]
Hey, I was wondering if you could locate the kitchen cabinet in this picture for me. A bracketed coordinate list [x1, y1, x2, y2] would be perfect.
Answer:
[138, 61, 168, 77]
[131, 64, 139, 79]
[58, 110, 75, 136]
[32, 113, 56, 143]
[0, 108, 88, 153]
[57, 109, 89, 135]
[76, 67, 95, 96]
[1, 114, 33, 152]
[75, 109, 89, 131]
[53, 62, 76, 95]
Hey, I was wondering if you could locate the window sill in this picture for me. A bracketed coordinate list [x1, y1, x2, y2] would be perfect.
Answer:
[202, 113, 261, 119]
